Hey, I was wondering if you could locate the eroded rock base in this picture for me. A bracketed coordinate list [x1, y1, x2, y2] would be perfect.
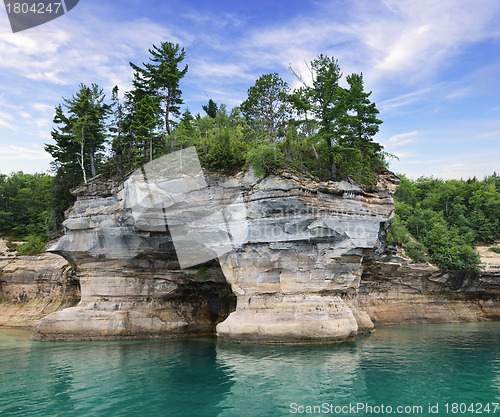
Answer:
[32, 306, 188, 341]
[217, 294, 358, 344]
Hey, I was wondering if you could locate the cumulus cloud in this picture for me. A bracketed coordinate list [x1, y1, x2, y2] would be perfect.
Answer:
[0, 8, 189, 92]
[228, 0, 500, 111]
[351, 0, 500, 81]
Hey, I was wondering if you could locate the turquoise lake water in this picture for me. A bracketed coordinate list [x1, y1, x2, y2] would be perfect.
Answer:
[0, 322, 499, 417]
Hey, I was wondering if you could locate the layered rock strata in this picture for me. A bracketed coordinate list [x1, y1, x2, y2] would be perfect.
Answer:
[359, 253, 500, 325]
[32, 178, 235, 341]
[15, 158, 500, 343]
[0, 254, 79, 327]
[216, 172, 397, 343]
[31, 159, 398, 343]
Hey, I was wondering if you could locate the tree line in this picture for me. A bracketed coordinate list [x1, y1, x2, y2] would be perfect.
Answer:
[386, 174, 500, 271]
[0, 172, 54, 255]
[43, 41, 389, 224]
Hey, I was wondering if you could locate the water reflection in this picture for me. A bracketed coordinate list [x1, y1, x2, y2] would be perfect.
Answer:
[357, 324, 500, 406]
[0, 323, 499, 417]
[215, 342, 368, 415]
[1, 338, 235, 416]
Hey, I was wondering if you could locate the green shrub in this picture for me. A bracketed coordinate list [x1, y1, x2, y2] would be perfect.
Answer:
[386, 215, 410, 246]
[202, 128, 246, 172]
[387, 215, 428, 263]
[489, 247, 500, 254]
[246, 143, 284, 177]
[16, 235, 46, 256]
[6, 241, 19, 252]
[405, 241, 428, 263]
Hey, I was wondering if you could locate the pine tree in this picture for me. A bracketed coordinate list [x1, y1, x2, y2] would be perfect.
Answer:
[44, 84, 111, 225]
[202, 99, 218, 119]
[338, 73, 382, 156]
[291, 55, 344, 179]
[45, 83, 110, 182]
[130, 93, 161, 162]
[130, 42, 188, 146]
[240, 73, 290, 144]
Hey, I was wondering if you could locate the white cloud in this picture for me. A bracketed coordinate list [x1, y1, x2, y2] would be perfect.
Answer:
[0, 10, 189, 92]
[226, 0, 500, 109]
[352, 0, 500, 82]
[378, 88, 435, 112]
[0, 145, 51, 160]
[182, 11, 243, 28]
[0, 111, 15, 129]
[190, 59, 254, 80]
[387, 131, 418, 146]
[391, 150, 415, 159]
[31, 102, 54, 113]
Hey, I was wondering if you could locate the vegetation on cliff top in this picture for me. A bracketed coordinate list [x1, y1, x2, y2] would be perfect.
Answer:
[44, 41, 388, 198]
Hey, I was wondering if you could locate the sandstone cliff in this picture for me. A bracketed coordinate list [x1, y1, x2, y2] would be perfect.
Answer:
[29, 149, 398, 342]
[0, 253, 80, 327]
[1, 150, 496, 343]
[359, 253, 500, 325]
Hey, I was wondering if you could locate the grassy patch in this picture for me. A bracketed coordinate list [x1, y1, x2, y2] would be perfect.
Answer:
[489, 247, 500, 254]
[16, 235, 46, 256]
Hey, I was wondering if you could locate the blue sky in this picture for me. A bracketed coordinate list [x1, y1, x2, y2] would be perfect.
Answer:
[0, 0, 499, 179]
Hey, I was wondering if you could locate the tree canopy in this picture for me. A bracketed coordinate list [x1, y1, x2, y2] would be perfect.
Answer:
[130, 42, 188, 138]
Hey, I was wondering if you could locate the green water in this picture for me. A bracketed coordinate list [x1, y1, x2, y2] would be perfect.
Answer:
[0, 323, 499, 417]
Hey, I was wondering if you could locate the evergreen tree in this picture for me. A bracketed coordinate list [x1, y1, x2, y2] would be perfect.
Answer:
[130, 93, 161, 162]
[338, 73, 382, 155]
[44, 84, 110, 224]
[291, 55, 344, 179]
[108, 85, 130, 176]
[45, 83, 111, 182]
[130, 41, 188, 145]
[240, 73, 290, 144]
[202, 99, 218, 119]
[174, 109, 197, 149]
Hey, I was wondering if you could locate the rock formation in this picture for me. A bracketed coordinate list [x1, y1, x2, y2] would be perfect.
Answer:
[358, 252, 500, 325]
[215, 172, 397, 343]
[30, 147, 398, 342]
[17, 150, 498, 342]
[32, 177, 235, 341]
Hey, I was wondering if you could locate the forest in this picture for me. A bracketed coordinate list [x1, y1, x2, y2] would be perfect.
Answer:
[386, 174, 500, 272]
[0, 41, 498, 270]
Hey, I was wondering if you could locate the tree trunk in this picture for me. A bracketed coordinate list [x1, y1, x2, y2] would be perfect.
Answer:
[330, 156, 337, 180]
[326, 137, 337, 180]
[79, 140, 87, 184]
[166, 100, 173, 152]
[311, 143, 319, 160]
[90, 147, 96, 178]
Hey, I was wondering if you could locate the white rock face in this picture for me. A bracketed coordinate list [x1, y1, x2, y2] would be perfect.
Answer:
[32, 160, 399, 343]
[32, 177, 236, 341]
[215, 171, 398, 343]
[216, 294, 357, 343]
